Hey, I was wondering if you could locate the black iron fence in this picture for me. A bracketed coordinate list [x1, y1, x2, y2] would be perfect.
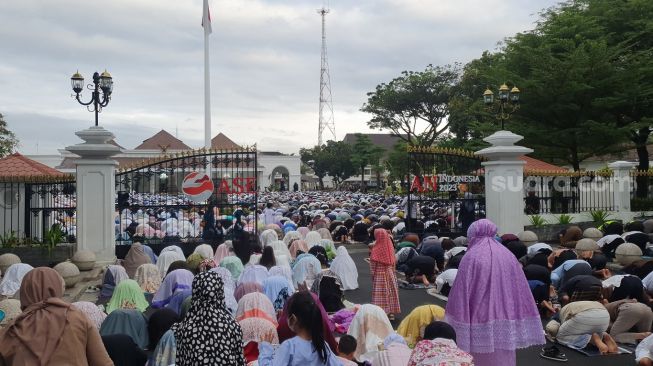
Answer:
[523, 171, 614, 214]
[114, 148, 259, 247]
[406, 146, 486, 236]
[0, 176, 76, 246]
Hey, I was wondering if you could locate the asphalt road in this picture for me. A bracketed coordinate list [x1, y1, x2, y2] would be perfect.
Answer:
[342, 246, 635, 366]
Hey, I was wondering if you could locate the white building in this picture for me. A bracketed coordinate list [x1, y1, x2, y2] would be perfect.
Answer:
[28, 130, 301, 192]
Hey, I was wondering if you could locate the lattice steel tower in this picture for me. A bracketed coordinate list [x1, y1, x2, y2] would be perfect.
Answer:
[317, 6, 336, 146]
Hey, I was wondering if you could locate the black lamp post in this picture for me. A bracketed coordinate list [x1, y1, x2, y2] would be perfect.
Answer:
[71, 70, 113, 126]
[483, 83, 520, 130]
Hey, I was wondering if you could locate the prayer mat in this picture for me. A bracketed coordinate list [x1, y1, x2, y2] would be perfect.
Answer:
[426, 288, 449, 302]
[557, 342, 632, 356]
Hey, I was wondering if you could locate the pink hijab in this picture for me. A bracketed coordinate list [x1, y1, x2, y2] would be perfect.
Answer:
[213, 244, 231, 264]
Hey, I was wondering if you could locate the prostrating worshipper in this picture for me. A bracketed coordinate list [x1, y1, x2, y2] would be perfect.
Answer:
[235, 292, 277, 326]
[559, 225, 583, 248]
[106, 279, 150, 313]
[263, 275, 293, 311]
[134, 263, 161, 294]
[404, 255, 437, 286]
[352, 221, 370, 243]
[269, 264, 294, 286]
[550, 251, 592, 290]
[397, 305, 446, 347]
[306, 231, 323, 248]
[559, 274, 602, 304]
[549, 301, 618, 354]
[407, 321, 473, 366]
[285, 231, 304, 247]
[0, 263, 33, 297]
[147, 309, 180, 353]
[606, 274, 649, 303]
[309, 245, 330, 267]
[260, 246, 277, 270]
[220, 256, 244, 283]
[72, 301, 107, 330]
[604, 298, 653, 344]
[636, 334, 653, 366]
[122, 242, 152, 278]
[152, 269, 194, 308]
[166, 260, 191, 275]
[171, 272, 246, 365]
[270, 240, 292, 262]
[395, 245, 418, 274]
[445, 219, 544, 366]
[101, 334, 148, 366]
[99, 264, 130, 302]
[99, 308, 149, 349]
[523, 264, 555, 314]
[239, 317, 279, 363]
[193, 243, 214, 260]
[156, 251, 185, 279]
[435, 268, 458, 297]
[347, 303, 394, 362]
[337, 335, 362, 366]
[292, 253, 323, 288]
[310, 270, 345, 313]
[369, 229, 401, 319]
[0, 267, 113, 366]
[626, 259, 653, 280]
[235, 282, 264, 302]
[142, 244, 158, 263]
[330, 246, 359, 290]
[418, 236, 445, 271]
[370, 333, 412, 366]
[258, 291, 341, 366]
[261, 229, 279, 247]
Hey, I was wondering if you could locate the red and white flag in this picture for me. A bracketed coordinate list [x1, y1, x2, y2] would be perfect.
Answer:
[202, 0, 212, 35]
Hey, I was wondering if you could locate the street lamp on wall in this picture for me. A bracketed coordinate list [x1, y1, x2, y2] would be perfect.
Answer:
[483, 83, 520, 130]
[71, 70, 113, 127]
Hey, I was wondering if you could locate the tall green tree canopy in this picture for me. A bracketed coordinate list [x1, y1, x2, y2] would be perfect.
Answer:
[300, 141, 355, 189]
[0, 113, 18, 157]
[350, 134, 384, 188]
[361, 64, 461, 146]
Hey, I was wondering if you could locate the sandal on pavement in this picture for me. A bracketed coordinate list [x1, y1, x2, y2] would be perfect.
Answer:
[540, 345, 567, 362]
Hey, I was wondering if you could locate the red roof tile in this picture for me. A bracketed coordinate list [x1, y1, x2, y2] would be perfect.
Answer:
[521, 155, 568, 172]
[211, 133, 242, 149]
[135, 130, 191, 151]
[0, 153, 66, 177]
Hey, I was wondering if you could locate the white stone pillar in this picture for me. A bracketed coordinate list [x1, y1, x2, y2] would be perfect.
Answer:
[608, 161, 637, 213]
[66, 126, 120, 263]
[475, 131, 533, 235]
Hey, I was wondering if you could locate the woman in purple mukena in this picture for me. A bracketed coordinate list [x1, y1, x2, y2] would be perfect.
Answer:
[445, 219, 545, 366]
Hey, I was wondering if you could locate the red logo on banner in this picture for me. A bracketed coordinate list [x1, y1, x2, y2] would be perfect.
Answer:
[182, 172, 214, 202]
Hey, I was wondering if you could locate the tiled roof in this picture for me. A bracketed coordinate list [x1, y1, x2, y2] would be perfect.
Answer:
[211, 133, 242, 149]
[522, 155, 568, 172]
[135, 130, 191, 151]
[0, 153, 66, 177]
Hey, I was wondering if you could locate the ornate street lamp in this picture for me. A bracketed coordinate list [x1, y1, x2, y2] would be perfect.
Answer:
[483, 83, 520, 130]
[70, 70, 113, 126]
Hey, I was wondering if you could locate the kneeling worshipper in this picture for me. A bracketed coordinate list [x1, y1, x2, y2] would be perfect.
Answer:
[100, 308, 149, 349]
[258, 291, 341, 366]
[407, 321, 474, 366]
[604, 298, 653, 345]
[122, 243, 152, 278]
[397, 304, 446, 347]
[370, 333, 412, 366]
[404, 255, 437, 286]
[236, 292, 278, 326]
[193, 243, 214, 260]
[147, 309, 180, 354]
[101, 334, 148, 366]
[330, 246, 358, 290]
[72, 301, 107, 330]
[152, 269, 194, 308]
[235, 282, 264, 302]
[292, 254, 323, 288]
[156, 251, 185, 279]
[263, 275, 294, 311]
[347, 303, 394, 362]
[239, 263, 269, 284]
[220, 256, 244, 283]
[239, 316, 279, 363]
[445, 219, 544, 366]
[105, 279, 150, 313]
[99, 264, 129, 302]
[0, 267, 113, 366]
[310, 270, 345, 313]
[171, 271, 246, 365]
[549, 301, 618, 354]
[134, 263, 162, 294]
[435, 268, 458, 297]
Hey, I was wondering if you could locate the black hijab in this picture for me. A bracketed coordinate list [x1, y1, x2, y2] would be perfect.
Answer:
[147, 308, 180, 350]
[102, 334, 148, 366]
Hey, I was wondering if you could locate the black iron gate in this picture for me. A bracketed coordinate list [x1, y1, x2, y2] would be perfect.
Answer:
[406, 146, 485, 237]
[114, 148, 258, 250]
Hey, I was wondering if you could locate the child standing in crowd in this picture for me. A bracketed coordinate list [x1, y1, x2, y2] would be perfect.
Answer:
[258, 292, 341, 365]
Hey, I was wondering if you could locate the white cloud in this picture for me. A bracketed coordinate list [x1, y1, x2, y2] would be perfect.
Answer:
[0, 0, 559, 155]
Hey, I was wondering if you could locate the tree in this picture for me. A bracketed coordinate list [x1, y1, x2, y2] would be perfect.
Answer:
[350, 134, 384, 191]
[385, 141, 410, 188]
[300, 146, 328, 189]
[322, 140, 356, 189]
[361, 64, 461, 146]
[0, 114, 18, 157]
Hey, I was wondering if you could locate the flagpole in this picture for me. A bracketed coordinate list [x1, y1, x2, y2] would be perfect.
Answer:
[204, 27, 211, 150]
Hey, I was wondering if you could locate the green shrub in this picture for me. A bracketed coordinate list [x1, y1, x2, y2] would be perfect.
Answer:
[588, 210, 611, 226]
[529, 215, 547, 227]
[557, 214, 573, 225]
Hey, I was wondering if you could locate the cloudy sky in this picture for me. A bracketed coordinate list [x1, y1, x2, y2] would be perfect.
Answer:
[0, 0, 559, 155]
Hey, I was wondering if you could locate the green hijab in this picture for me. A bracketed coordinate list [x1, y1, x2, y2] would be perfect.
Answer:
[106, 279, 150, 313]
[186, 253, 204, 273]
[219, 256, 243, 282]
